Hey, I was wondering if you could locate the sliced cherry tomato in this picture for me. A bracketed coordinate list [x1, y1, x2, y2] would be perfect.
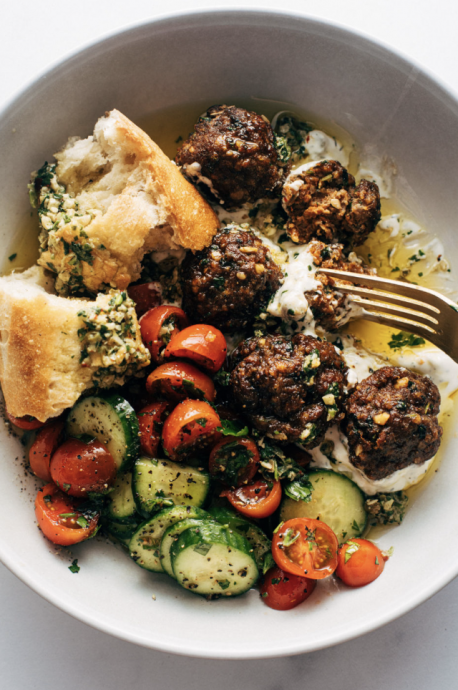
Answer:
[162, 399, 222, 461]
[260, 566, 316, 611]
[140, 305, 189, 363]
[7, 412, 45, 430]
[50, 437, 117, 497]
[29, 418, 65, 482]
[221, 478, 282, 519]
[209, 436, 259, 486]
[146, 361, 215, 402]
[336, 538, 386, 587]
[35, 483, 100, 546]
[164, 324, 227, 374]
[127, 281, 162, 318]
[283, 444, 312, 468]
[138, 401, 170, 456]
[272, 517, 339, 580]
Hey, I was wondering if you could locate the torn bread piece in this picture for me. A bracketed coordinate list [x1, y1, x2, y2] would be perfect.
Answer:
[0, 267, 150, 422]
[31, 109, 220, 296]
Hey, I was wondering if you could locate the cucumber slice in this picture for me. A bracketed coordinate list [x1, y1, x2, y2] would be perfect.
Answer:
[133, 457, 210, 518]
[129, 505, 209, 572]
[280, 469, 367, 544]
[171, 522, 259, 597]
[105, 520, 139, 548]
[160, 517, 216, 578]
[208, 504, 272, 572]
[105, 472, 138, 524]
[66, 394, 139, 472]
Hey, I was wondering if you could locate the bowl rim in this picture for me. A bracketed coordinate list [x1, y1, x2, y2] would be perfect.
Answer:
[1, 6, 458, 659]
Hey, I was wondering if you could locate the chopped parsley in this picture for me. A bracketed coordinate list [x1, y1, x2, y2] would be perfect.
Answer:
[284, 475, 313, 503]
[68, 559, 80, 574]
[388, 331, 426, 350]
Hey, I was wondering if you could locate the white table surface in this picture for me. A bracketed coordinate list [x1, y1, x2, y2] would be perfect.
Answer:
[2, 1, 458, 687]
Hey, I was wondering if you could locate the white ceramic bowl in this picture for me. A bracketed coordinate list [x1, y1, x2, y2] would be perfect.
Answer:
[1, 9, 458, 659]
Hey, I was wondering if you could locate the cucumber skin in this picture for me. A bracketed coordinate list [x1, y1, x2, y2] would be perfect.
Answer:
[281, 469, 367, 544]
[208, 504, 272, 571]
[105, 472, 138, 524]
[102, 394, 140, 470]
[171, 522, 259, 597]
[129, 505, 209, 573]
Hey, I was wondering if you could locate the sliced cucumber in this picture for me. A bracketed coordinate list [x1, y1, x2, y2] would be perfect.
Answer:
[105, 472, 138, 524]
[208, 504, 272, 572]
[66, 394, 139, 472]
[133, 457, 210, 518]
[280, 469, 367, 544]
[160, 517, 216, 578]
[105, 520, 139, 548]
[129, 505, 209, 572]
[171, 522, 259, 597]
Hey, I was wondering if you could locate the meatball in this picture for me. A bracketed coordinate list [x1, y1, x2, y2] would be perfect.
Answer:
[306, 240, 373, 331]
[283, 160, 381, 247]
[229, 333, 348, 446]
[176, 105, 289, 209]
[181, 226, 283, 333]
[344, 366, 442, 480]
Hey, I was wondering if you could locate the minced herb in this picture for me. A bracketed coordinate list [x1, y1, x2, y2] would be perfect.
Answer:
[365, 491, 408, 526]
[68, 559, 80, 574]
[388, 331, 426, 350]
[273, 114, 313, 163]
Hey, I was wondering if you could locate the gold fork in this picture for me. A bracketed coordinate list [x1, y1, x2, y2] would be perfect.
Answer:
[318, 268, 458, 362]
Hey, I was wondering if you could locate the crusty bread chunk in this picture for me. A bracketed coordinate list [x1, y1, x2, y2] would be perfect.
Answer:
[0, 267, 150, 422]
[34, 109, 219, 295]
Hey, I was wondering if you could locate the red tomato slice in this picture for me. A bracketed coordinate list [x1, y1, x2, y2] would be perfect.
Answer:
[146, 361, 215, 402]
[260, 566, 316, 611]
[272, 518, 339, 579]
[140, 305, 189, 364]
[164, 324, 227, 374]
[7, 412, 45, 430]
[162, 399, 222, 461]
[221, 478, 282, 519]
[35, 484, 100, 546]
[209, 436, 259, 486]
[336, 538, 386, 587]
[127, 281, 162, 318]
[50, 437, 117, 497]
[29, 418, 65, 481]
[138, 401, 170, 457]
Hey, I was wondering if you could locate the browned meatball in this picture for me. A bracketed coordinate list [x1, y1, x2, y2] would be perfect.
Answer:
[283, 160, 381, 246]
[344, 366, 442, 480]
[181, 226, 283, 333]
[176, 105, 289, 209]
[229, 334, 348, 446]
[306, 240, 373, 331]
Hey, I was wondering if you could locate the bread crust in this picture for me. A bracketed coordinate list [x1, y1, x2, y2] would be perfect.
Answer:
[37, 110, 220, 293]
[0, 268, 148, 422]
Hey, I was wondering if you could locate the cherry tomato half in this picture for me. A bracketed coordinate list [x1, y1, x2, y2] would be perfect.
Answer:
[221, 478, 282, 519]
[209, 436, 259, 487]
[272, 518, 339, 580]
[7, 412, 45, 430]
[146, 361, 215, 403]
[260, 566, 316, 611]
[140, 305, 189, 364]
[137, 401, 170, 457]
[162, 399, 222, 461]
[127, 281, 162, 318]
[164, 324, 227, 374]
[29, 418, 65, 482]
[336, 538, 386, 587]
[50, 437, 117, 497]
[35, 483, 100, 546]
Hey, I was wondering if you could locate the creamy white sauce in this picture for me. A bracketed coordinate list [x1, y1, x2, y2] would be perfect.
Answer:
[267, 243, 319, 327]
[308, 425, 436, 495]
[396, 347, 458, 403]
[338, 335, 388, 388]
[357, 167, 392, 199]
[295, 130, 349, 169]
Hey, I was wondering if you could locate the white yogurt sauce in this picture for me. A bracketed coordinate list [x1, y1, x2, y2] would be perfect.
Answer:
[267, 242, 319, 326]
[396, 347, 458, 404]
[308, 425, 436, 495]
[295, 130, 349, 169]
